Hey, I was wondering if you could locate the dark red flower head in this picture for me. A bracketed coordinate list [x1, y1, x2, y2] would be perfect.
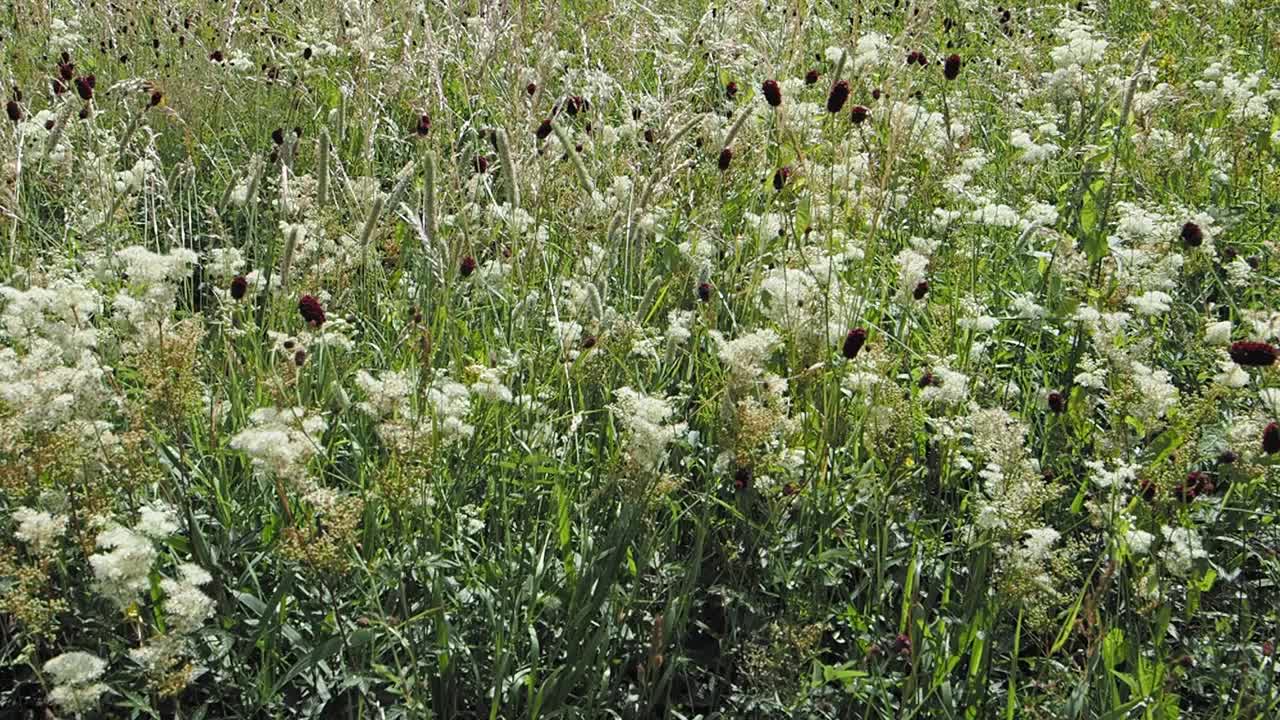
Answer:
[826, 80, 850, 113]
[229, 275, 248, 300]
[416, 113, 430, 136]
[850, 105, 869, 124]
[842, 327, 867, 360]
[565, 95, 586, 116]
[1228, 341, 1278, 367]
[525, 82, 537, 95]
[74, 75, 95, 101]
[473, 155, 490, 174]
[733, 465, 753, 491]
[209, 50, 224, 63]
[460, 255, 477, 277]
[725, 81, 739, 99]
[5, 100, 20, 123]
[271, 127, 285, 145]
[913, 280, 930, 300]
[717, 147, 733, 171]
[535, 118, 553, 140]
[772, 166, 792, 191]
[943, 54, 962, 80]
[1047, 391, 1065, 413]
[1138, 478, 1158, 501]
[697, 282, 712, 302]
[804, 69, 820, 85]
[762, 79, 782, 107]
[1180, 221, 1203, 247]
[148, 90, 163, 108]
[58, 61, 75, 81]
[298, 294, 326, 327]
[1264, 422, 1280, 455]
[906, 51, 920, 65]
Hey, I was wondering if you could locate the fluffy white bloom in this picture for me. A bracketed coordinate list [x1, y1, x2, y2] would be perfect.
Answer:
[1204, 320, 1233, 345]
[1126, 529, 1154, 555]
[922, 366, 969, 405]
[1128, 291, 1172, 316]
[665, 310, 695, 348]
[136, 501, 180, 539]
[1021, 527, 1060, 562]
[161, 574, 215, 633]
[426, 377, 474, 443]
[12, 507, 68, 555]
[1010, 293, 1048, 320]
[611, 387, 687, 472]
[1259, 388, 1280, 417]
[1087, 459, 1139, 489]
[1128, 361, 1178, 425]
[44, 651, 107, 686]
[230, 407, 327, 480]
[354, 370, 413, 417]
[1160, 525, 1207, 577]
[1214, 356, 1249, 388]
[89, 526, 157, 606]
[45, 651, 109, 713]
[469, 366, 513, 403]
[715, 329, 781, 379]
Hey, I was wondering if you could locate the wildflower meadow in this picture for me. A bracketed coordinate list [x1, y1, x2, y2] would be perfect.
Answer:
[2, 0, 1279, 717]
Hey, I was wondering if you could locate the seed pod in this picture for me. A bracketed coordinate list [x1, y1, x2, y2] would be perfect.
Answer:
[826, 80, 850, 113]
[717, 147, 732, 171]
[761, 79, 782, 107]
[943, 54, 962, 80]
[842, 328, 867, 359]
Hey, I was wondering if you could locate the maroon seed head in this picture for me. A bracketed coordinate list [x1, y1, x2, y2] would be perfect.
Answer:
[944, 54, 962, 80]
[1180, 221, 1203, 247]
[804, 69, 820, 85]
[826, 80, 850, 113]
[1047, 391, 1065, 413]
[5, 100, 20, 123]
[536, 118, 553, 140]
[850, 105, 869, 124]
[717, 147, 733, 171]
[229, 275, 248, 300]
[416, 113, 430, 136]
[733, 465, 753, 491]
[298, 294, 326, 327]
[74, 75, 94, 101]
[1264, 422, 1280, 455]
[526, 82, 537, 95]
[842, 327, 867, 360]
[762, 79, 782, 107]
[725, 81, 739, 99]
[913, 280, 929, 300]
[697, 282, 712, 302]
[772, 166, 791, 191]
[460, 255, 477, 277]
[1228, 341, 1278, 367]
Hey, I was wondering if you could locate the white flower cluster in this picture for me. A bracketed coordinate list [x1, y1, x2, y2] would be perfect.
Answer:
[611, 387, 687, 472]
[44, 651, 109, 713]
[12, 507, 69, 555]
[230, 406, 328, 481]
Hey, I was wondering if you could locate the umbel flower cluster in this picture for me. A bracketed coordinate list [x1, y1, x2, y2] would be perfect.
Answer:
[1, 0, 1279, 717]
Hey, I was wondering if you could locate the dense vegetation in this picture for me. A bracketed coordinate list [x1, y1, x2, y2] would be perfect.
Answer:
[1, 0, 1279, 717]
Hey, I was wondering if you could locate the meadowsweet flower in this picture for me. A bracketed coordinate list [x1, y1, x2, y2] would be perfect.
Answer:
[1160, 526, 1207, 576]
[715, 328, 781, 380]
[44, 651, 108, 713]
[611, 387, 687, 472]
[1205, 320, 1232, 345]
[921, 366, 968, 405]
[12, 507, 68, 555]
[136, 501, 179, 538]
[1126, 528, 1154, 555]
[1214, 355, 1249, 388]
[90, 525, 158, 606]
[1129, 291, 1172, 316]
[1021, 528, 1059, 562]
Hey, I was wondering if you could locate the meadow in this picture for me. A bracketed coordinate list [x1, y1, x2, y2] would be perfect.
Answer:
[1, 0, 1279, 717]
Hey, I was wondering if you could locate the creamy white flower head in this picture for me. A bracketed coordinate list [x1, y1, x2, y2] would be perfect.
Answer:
[1160, 525, 1207, 577]
[136, 501, 180, 539]
[161, 576, 215, 633]
[1204, 320, 1233, 345]
[1214, 356, 1249, 388]
[1128, 291, 1172, 316]
[12, 507, 68, 555]
[1126, 528, 1154, 555]
[1259, 388, 1280, 417]
[44, 651, 107, 686]
[611, 386, 687, 472]
[922, 366, 969, 405]
[1022, 527, 1060, 562]
[89, 525, 157, 606]
[714, 328, 781, 380]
